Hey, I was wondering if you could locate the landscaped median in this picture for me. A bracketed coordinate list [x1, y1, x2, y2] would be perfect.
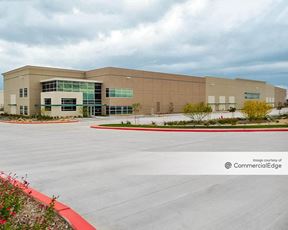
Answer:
[0, 173, 96, 230]
[0, 120, 79, 124]
[91, 124, 288, 132]
[0, 114, 79, 124]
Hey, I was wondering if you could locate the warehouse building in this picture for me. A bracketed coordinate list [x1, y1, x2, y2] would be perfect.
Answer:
[2, 65, 286, 117]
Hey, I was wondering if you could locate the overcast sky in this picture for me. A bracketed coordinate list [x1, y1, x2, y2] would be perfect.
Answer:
[0, 0, 287, 89]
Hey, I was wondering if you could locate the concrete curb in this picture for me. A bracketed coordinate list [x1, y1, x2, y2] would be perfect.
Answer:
[0, 120, 79, 124]
[91, 125, 288, 132]
[0, 174, 96, 230]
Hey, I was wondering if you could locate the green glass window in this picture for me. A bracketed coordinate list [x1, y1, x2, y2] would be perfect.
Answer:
[106, 88, 133, 98]
[20, 105, 24, 115]
[42, 81, 56, 92]
[106, 106, 133, 115]
[80, 83, 87, 90]
[64, 82, 72, 91]
[73, 82, 79, 91]
[42, 80, 99, 105]
[244, 92, 260, 99]
[61, 98, 76, 111]
[44, 98, 51, 111]
[57, 81, 64, 91]
[88, 83, 94, 90]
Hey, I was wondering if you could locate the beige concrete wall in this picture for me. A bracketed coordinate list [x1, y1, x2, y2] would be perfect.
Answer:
[206, 77, 277, 110]
[86, 67, 206, 114]
[0, 90, 4, 109]
[262, 84, 275, 106]
[41, 92, 83, 117]
[3, 66, 85, 115]
[206, 77, 238, 111]
[28, 66, 84, 115]
[3, 69, 30, 115]
[3, 65, 286, 116]
[275, 87, 287, 106]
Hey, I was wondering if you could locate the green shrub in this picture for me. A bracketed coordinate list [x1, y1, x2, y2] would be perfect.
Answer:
[228, 107, 236, 112]
[81, 107, 89, 118]
[207, 120, 217, 125]
[216, 118, 238, 125]
[164, 120, 192, 126]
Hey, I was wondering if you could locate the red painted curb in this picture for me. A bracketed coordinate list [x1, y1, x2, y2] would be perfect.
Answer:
[91, 125, 288, 132]
[0, 174, 96, 230]
[0, 120, 79, 124]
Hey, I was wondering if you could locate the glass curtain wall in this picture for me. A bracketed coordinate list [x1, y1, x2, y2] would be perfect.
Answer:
[56, 81, 96, 104]
[42, 80, 102, 115]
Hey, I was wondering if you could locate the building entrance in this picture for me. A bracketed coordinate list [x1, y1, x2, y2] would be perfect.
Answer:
[88, 106, 102, 116]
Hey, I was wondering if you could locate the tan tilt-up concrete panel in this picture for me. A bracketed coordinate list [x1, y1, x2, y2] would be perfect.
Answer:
[275, 87, 287, 105]
[3, 65, 286, 116]
[28, 67, 85, 115]
[86, 67, 206, 114]
[205, 77, 278, 110]
[0, 90, 3, 108]
[3, 69, 30, 114]
[3, 66, 85, 115]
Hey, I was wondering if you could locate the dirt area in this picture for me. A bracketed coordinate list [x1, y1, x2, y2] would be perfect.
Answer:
[10, 196, 72, 229]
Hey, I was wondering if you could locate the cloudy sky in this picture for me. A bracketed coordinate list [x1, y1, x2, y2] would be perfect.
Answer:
[0, 0, 287, 89]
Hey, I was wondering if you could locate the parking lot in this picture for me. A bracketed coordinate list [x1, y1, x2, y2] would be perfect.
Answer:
[1, 119, 288, 230]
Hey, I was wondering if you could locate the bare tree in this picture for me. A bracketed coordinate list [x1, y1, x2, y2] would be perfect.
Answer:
[183, 102, 212, 123]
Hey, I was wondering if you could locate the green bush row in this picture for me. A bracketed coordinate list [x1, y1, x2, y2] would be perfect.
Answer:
[164, 118, 253, 126]
[0, 113, 79, 121]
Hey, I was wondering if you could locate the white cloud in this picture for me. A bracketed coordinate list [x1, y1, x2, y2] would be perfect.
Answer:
[0, 0, 287, 89]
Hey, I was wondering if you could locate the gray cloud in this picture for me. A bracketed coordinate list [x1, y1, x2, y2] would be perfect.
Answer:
[0, 0, 287, 89]
[0, 0, 185, 44]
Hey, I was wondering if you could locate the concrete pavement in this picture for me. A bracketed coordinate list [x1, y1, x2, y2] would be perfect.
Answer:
[0, 120, 288, 229]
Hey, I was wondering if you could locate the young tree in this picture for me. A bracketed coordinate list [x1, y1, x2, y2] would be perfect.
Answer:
[132, 103, 141, 124]
[168, 102, 174, 113]
[183, 102, 212, 123]
[81, 106, 89, 118]
[242, 101, 272, 120]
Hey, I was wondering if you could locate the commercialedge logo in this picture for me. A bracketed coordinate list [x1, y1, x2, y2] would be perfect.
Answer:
[225, 162, 282, 170]
[225, 162, 232, 169]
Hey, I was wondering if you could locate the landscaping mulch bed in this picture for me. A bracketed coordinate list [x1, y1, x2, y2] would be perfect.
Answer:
[5, 196, 72, 230]
[0, 176, 73, 230]
[104, 116, 288, 129]
[0, 114, 79, 124]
